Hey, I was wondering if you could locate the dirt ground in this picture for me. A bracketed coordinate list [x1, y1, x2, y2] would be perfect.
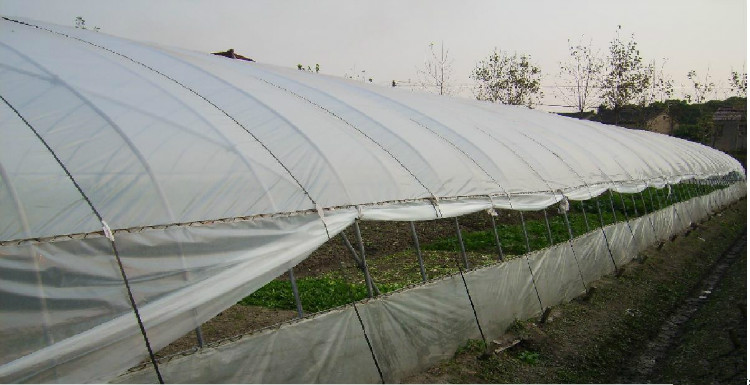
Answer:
[403, 198, 746, 383]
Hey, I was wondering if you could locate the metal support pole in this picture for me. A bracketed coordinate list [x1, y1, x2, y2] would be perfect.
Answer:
[596, 199, 618, 270]
[691, 181, 710, 219]
[678, 183, 697, 226]
[453, 247, 487, 345]
[640, 191, 659, 242]
[543, 209, 554, 246]
[353, 221, 375, 298]
[666, 184, 686, 231]
[581, 201, 590, 232]
[489, 212, 505, 262]
[519, 211, 545, 313]
[617, 191, 635, 237]
[654, 187, 664, 210]
[341, 232, 381, 296]
[562, 208, 588, 291]
[519, 211, 532, 254]
[409, 221, 428, 283]
[631, 195, 639, 216]
[195, 327, 205, 349]
[289, 268, 304, 318]
[341, 233, 363, 266]
[454, 217, 470, 269]
[608, 190, 619, 223]
[646, 187, 657, 212]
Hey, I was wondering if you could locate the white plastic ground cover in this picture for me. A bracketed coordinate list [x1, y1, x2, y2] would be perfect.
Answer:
[114, 185, 744, 383]
[0, 15, 746, 383]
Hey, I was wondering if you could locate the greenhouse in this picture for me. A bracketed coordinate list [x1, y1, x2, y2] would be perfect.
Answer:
[0, 17, 745, 383]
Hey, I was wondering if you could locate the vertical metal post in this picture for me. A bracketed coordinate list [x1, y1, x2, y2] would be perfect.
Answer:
[454, 217, 470, 269]
[581, 201, 590, 232]
[289, 268, 304, 318]
[489, 212, 505, 261]
[409, 221, 428, 283]
[596, 198, 618, 270]
[654, 187, 664, 209]
[519, 211, 532, 254]
[666, 184, 686, 231]
[617, 192, 635, 237]
[631, 195, 639, 216]
[452, 245, 487, 346]
[195, 327, 205, 349]
[640, 191, 659, 242]
[353, 221, 375, 298]
[608, 190, 619, 223]
[678, 183, 697, 225]
[340, 233, 381, 296]
[543, 209, 554, 246]
[562, 207, 588, 291]
[518, 211, 545, 313]
[694, 181, 711, 218]
[647, 188, 657, 212]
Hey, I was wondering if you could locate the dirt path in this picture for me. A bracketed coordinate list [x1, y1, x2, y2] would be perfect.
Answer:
[620, 232, 746, 383]
[403, 198, 746, 384]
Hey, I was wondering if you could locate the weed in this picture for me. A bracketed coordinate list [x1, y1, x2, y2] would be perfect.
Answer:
[518, 350, 541, 365]
[455, 339, 487, 356]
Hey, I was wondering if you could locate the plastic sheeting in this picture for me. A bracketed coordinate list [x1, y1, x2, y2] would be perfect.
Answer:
[0, 16, 746, 383]
[114, 184, 745, 383]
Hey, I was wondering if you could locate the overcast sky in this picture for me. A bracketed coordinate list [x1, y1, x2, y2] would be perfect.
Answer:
[1, 0, 746, 111]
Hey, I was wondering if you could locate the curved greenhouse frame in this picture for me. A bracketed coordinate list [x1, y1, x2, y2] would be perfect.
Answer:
[0, 17, 745, 383]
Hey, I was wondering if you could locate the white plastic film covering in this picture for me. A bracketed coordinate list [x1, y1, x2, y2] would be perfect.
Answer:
[0, 15, 746, 383]
[1, 210, 356, 383]
[115, 185, 744, 384]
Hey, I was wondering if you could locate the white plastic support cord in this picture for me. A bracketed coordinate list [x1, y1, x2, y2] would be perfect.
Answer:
[101, 220, 115, 242]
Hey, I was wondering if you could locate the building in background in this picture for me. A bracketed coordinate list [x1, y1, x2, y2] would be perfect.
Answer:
[712, 106, 747, 152]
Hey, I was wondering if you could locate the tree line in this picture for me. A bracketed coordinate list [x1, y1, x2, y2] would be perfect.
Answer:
[466, 26, 746, 116]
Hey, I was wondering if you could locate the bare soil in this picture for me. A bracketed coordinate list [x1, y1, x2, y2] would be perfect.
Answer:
[403, 198, 746, 383]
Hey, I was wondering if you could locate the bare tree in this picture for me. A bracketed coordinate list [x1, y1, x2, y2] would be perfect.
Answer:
[729, 69, 747, 97]
[643, 59, 674, 105]
[418, 42, 453, 95]
[556, 37, 603, 113]
[471, 48, 543, 108]
[684, 69, 715, 104]
[600, 26, 652, 124]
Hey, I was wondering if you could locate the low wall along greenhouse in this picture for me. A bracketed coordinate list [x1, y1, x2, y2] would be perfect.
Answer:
[0, 17, 746, 383]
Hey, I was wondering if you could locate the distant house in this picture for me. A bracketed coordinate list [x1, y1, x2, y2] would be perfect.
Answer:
[711, 107, 746, 152]
[212, 48, 255, 62]
[646, 111, 675, 135]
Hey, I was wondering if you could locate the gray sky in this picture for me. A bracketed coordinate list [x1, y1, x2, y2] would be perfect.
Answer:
[1, 0, 746, 111]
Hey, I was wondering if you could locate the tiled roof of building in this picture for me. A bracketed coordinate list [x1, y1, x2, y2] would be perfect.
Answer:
[713, 106, 746, 121]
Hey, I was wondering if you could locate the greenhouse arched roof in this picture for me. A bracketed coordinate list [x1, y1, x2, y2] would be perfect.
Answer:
[0, 16, 744, 383]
